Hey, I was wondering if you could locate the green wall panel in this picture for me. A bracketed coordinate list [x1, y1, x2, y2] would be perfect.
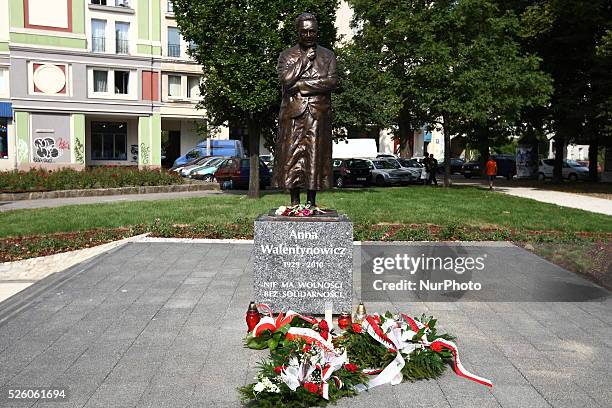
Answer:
[15, 112, 30, 164]
[72, 114, 85, 164]
[72, 0, 85, 34]
[10, 33, 87, 48]
[151, 114, 161, 165]
[151, 0, 161, 42]
[137, 44, 162, 56]
[138, 0, 150, 41]
[138, 116, 152, 166]
[9, 0, 24, 29]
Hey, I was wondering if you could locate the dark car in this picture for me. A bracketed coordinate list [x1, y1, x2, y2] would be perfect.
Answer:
[332, 158, 372, 188]
[437, 158, 465, 174]
[463, 155, 516, 180]
[214, 158, 271, 189]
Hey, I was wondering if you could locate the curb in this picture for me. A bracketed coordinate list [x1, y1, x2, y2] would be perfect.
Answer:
[0, 183, 219, 201]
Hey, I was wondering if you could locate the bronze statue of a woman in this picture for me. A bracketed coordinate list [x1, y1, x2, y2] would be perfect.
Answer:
[272, 12, 338, 207]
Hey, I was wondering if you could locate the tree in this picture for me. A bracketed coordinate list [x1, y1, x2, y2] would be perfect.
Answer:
[332, 40, 402, 142]
[349, 0, 551, 186]
[519, 0, 612, 181]
[172, 0, 338, 198]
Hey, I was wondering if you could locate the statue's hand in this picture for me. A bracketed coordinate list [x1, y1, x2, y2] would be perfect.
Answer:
[307, 47, 316, 61]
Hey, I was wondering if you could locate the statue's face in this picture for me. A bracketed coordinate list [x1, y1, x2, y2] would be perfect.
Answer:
[298, 19, 318, 48]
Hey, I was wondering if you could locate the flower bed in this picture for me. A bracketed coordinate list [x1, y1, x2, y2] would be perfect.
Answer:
[0, 167, 183, 193]
[240, 306, 492, 407]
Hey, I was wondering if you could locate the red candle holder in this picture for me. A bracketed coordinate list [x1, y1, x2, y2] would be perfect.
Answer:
[246, 301, 261, 333]
[338, 312, 352, 329]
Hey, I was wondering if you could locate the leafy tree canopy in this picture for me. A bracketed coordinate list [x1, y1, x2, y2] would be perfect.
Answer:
[348, 0, 552, 183]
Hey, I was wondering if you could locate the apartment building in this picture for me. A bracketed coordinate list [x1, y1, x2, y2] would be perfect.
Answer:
[0, 0, 222, 171]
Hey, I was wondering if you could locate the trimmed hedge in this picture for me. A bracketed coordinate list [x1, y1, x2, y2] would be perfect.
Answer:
[0, 167, 183, 193]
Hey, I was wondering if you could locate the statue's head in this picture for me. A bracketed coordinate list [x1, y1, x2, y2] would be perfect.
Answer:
[295, 12, 318, 48]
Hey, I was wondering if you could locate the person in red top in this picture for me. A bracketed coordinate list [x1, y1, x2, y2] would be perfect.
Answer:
[485, 157, 497, 190]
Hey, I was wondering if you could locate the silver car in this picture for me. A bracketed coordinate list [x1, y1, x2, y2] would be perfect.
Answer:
[538, 159, 590, 181]
[361, 158, 415, 186]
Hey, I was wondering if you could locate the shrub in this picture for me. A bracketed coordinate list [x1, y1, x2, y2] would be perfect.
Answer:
[0, 166, 184, 192]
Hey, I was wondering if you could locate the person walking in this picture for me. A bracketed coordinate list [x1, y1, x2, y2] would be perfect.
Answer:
[486, 156, 497, 189]
[421, 156, 429, 185]
[427, 154, 438, 186]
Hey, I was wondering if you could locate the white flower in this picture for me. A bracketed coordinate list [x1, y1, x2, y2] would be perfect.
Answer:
[268, 384, 281, 393]
[275, 206, 287, 215]
[253, 382, 266, 393]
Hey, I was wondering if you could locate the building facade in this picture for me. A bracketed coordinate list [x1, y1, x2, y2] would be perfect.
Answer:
[0, 0, 225, 171]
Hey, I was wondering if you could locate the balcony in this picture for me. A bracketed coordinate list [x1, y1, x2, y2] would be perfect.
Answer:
[92, 37, 106, 53]
[167, 44, 181, 58]
[116, 39, 129, 54]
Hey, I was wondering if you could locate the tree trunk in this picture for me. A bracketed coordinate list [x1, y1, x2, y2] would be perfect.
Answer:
[397, 105, 413, 158]
[247, 120, 260, 198]
[552, 135, 564, 183]
[588, 139, 599, 181]
[443, 115, 451, 187]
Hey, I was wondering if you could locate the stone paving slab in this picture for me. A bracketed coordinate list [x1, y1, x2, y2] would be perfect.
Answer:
[0, 242, 609, 408]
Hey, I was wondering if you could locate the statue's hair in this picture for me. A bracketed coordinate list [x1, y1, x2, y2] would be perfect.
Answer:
[295, 12, 318, 30]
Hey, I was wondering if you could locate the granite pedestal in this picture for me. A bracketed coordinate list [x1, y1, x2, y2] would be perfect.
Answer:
[253, 211, 353, 314]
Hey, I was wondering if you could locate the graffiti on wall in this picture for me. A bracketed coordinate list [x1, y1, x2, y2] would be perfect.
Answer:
[33, 137, 70, 163]
[74, 138, 84, 164]
[17, 139, 29, 163]
[140, 142, 150, 165]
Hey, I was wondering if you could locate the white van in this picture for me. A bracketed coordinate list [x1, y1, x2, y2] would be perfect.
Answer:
[332, 139, 377, 158]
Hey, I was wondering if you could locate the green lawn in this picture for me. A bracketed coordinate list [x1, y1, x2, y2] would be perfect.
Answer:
[1, 186, 611, 238]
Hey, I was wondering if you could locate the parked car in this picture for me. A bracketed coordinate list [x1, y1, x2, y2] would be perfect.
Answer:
[576, 160, 603, 173]
[214, 158, 271, 189]
[376, 153, 397, 159]
[463, 155, 516, 180]
[172, 139, 244, 168]
[360, 158, 415, 186]
[332, 158, 372, 188]
[170, 156, 213, 173]
[179, 156, 222, 177]
[260, 154, 273, 168]
[538, 159, 590, 181]
[386, 158, 424, 180]
[185, 157, 227, 180]
[437, 158, 465, 174]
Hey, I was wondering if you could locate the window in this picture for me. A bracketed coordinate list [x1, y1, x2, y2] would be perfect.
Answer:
[91, 122, 127, 160]
[167, 1, 174, 12]
[91, 0, 130, 6]
[168, 75, 181, 97]
[92, 19, 106, 52]
[114, 71, 129, 94]
[0, 69, 5, 94]
[0, 119, 7, 159]
[187, 76, 200, 99]
[168, 27, 181, 57]
[185, 149, 201, 159]
[188, 40, 197, 52]
[93, 70, 108, 93]
[115, 22, 129, 54]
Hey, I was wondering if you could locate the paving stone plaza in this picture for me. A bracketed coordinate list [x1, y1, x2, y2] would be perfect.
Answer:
[0, 241, 610, 407]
